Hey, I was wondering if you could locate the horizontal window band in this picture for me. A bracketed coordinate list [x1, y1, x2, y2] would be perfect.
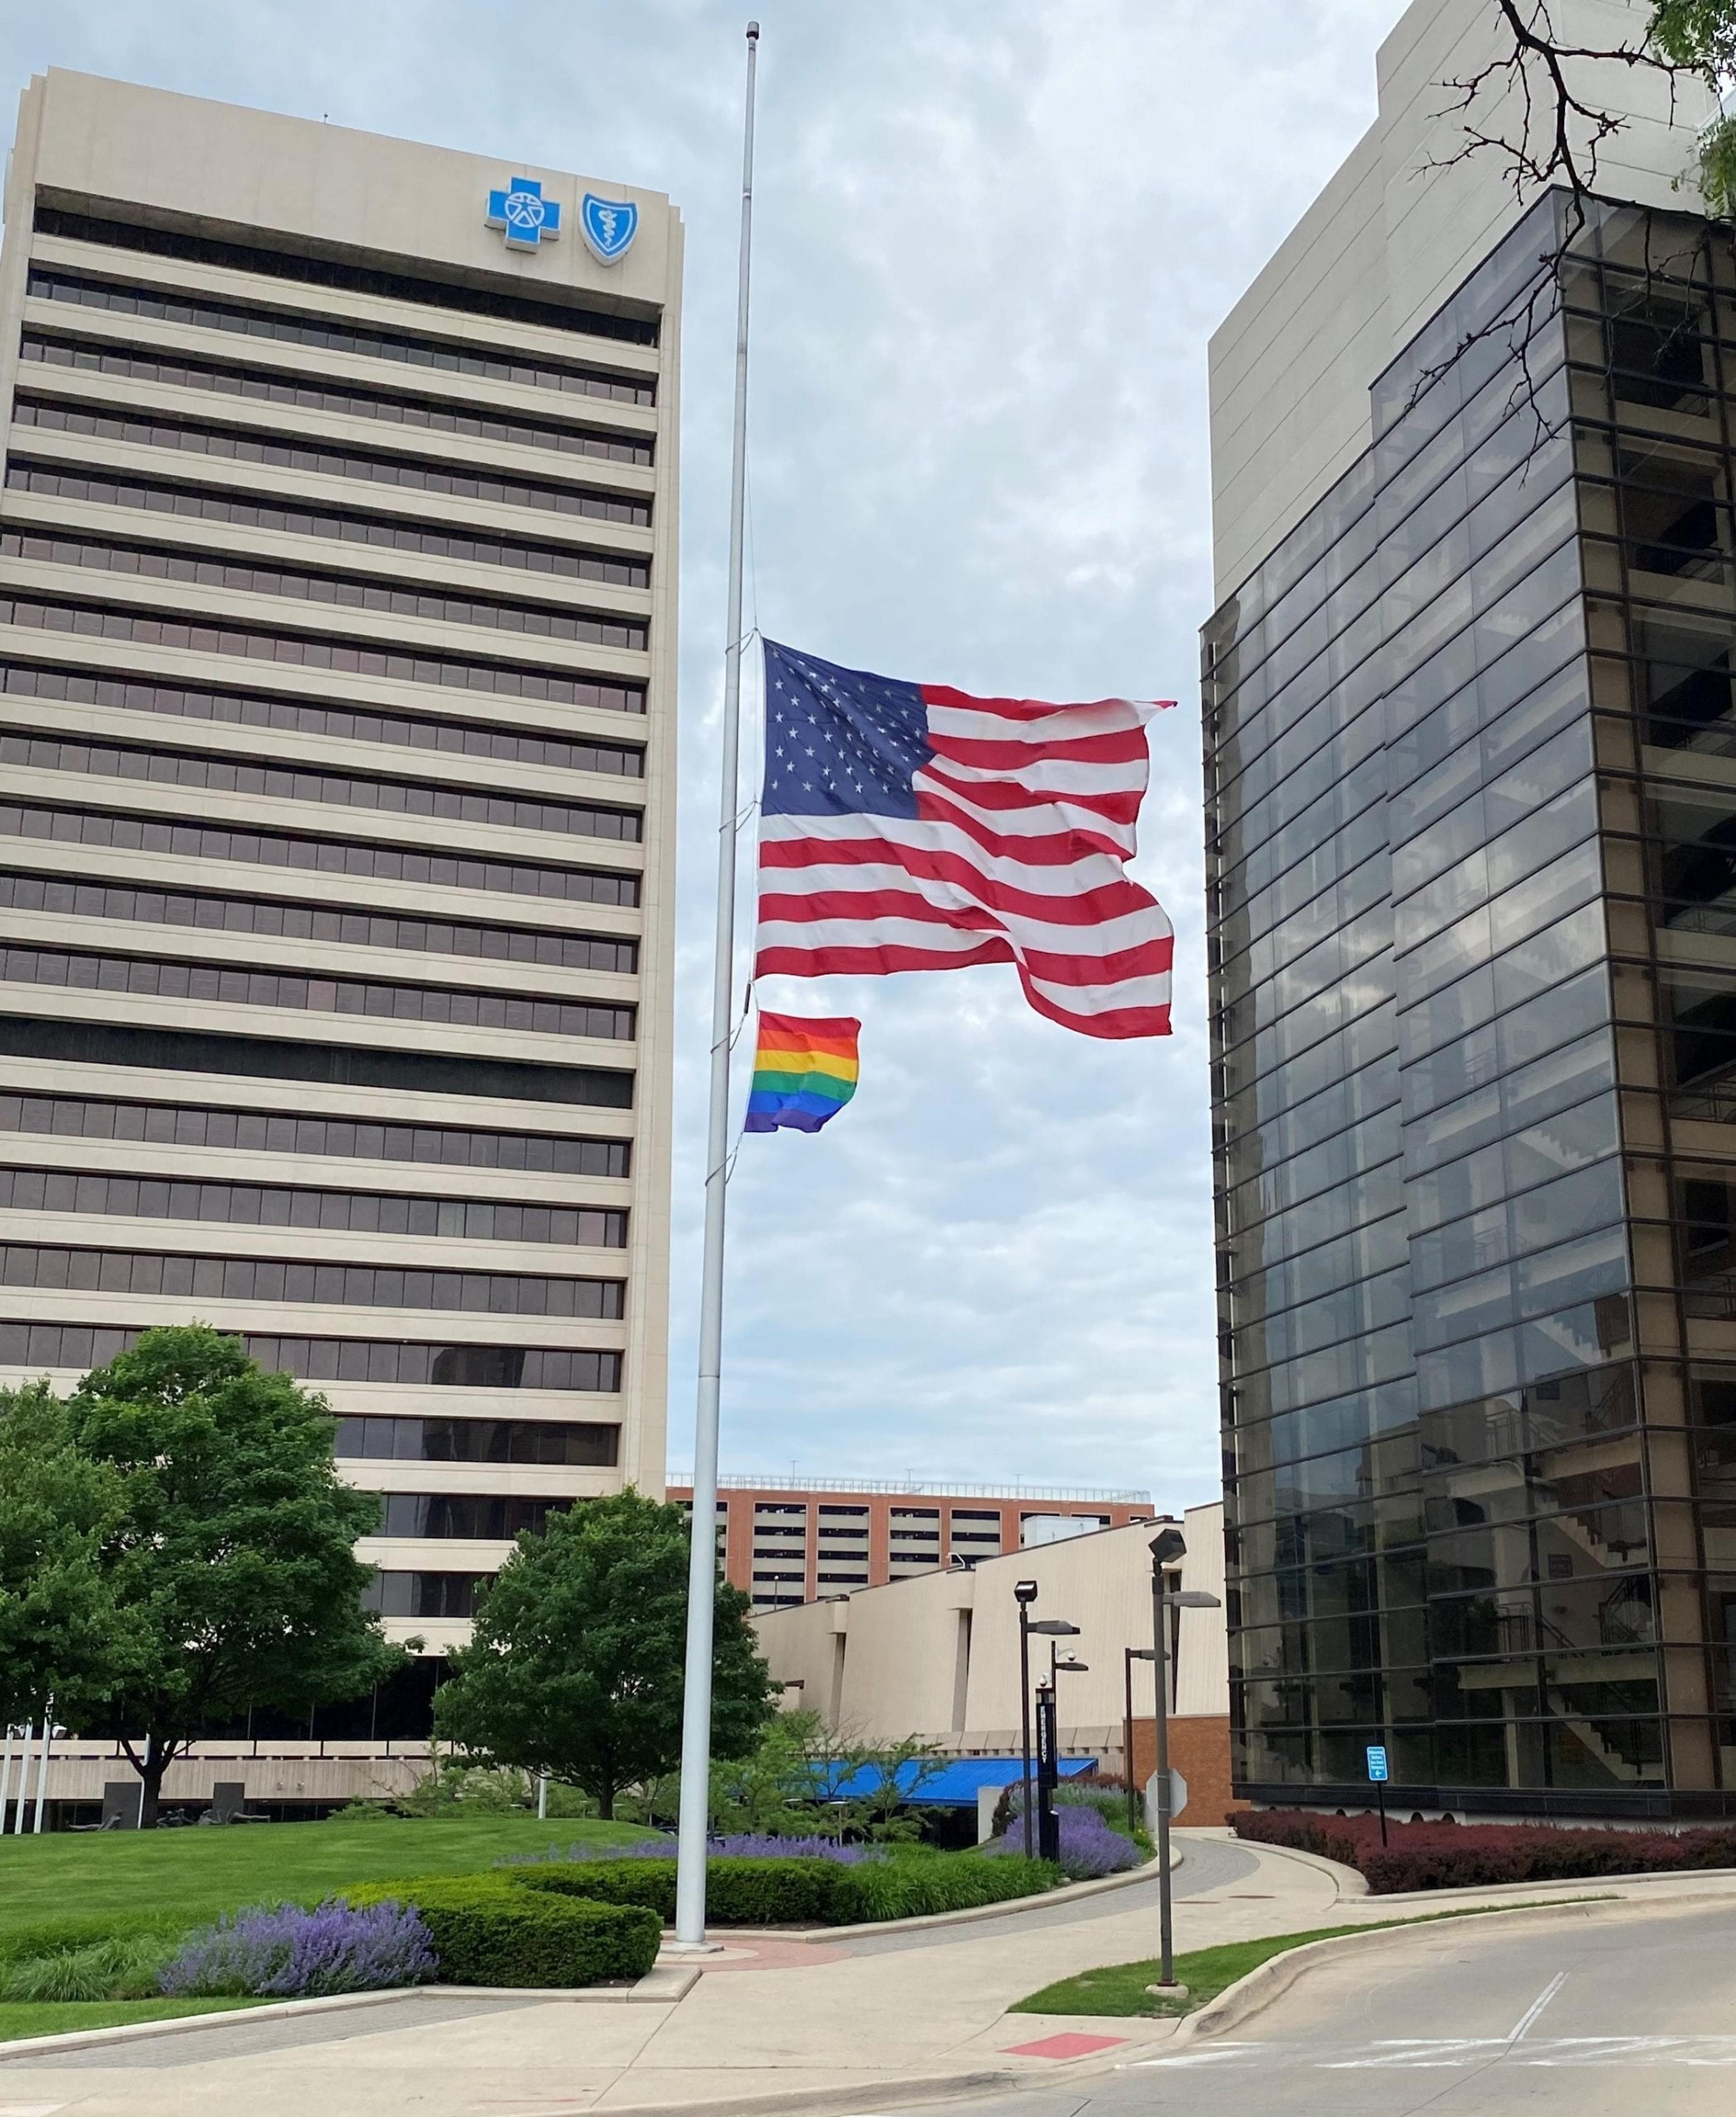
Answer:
[374, 1492, 571, 1539]
[0, 870, 639, 975]
[5, 465, 651, 591]
[363, 1571, 490, 1618]
[0, 1167, 628, 1247]
[1, 730, 643, 841]
[0, 1242, 625, 1318]
[21, 334, 652, 465]
[14, 398, 651, 528]
[0, 586, 648, 709]
[335, 1413, 618, 1466]
[0, 1015, 634, 1108]
[24, 267, 656, 397]
[0, 799, 640, 909]
[0, 1088, 630, 1178]
[32, 208, 661, 349]
[0, 1319, 623, 1391]
[0, 943, 637, 1042]
[0, 528, 649, 651]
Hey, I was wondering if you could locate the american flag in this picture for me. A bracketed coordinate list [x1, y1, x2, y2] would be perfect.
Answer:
[754, 641, 1175, 1039]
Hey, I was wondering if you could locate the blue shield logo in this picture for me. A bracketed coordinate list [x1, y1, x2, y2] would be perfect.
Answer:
[486, 176, 561, 252]
[581, 193, 638, 265]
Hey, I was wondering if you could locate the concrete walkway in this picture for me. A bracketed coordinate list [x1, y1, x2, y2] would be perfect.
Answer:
[5, 1832, 1736, 2115]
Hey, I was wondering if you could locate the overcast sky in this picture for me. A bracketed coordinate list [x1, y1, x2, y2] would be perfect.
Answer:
[0, 0, 1411, 1509]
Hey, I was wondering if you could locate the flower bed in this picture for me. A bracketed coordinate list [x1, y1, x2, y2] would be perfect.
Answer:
[986, 1804, 1142, 1880]
[1232, 1808, 1736, 1894]
[159, 1900, 435, 1998]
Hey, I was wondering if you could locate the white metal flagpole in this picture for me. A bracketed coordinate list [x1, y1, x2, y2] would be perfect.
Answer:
[673, 17, 760, 1954]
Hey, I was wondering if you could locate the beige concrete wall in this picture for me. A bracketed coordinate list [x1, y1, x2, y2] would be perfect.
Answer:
[1210, 0, 1714, 600]
[755, 1503, 1227, 1754]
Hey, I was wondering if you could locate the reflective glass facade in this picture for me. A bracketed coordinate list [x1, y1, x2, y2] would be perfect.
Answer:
[1205, 194, 1736, 1817]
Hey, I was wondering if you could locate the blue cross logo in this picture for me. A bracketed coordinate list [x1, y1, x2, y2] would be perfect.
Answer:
[486, 175, 561, 252]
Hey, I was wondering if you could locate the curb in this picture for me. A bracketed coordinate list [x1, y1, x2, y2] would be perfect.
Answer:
[1225, 1836, 1368, 1898]
[592, 2071, 1021, 2117]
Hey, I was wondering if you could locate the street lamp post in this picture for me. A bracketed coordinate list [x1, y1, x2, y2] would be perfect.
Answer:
[1014, 1580, 1038, 1860]
[1147, 1528, 1222, 1995]
[1122, 1646, 1156, 1834]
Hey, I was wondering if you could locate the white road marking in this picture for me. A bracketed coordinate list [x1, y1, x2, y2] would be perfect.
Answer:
[1507, 1970, 1568, 2043]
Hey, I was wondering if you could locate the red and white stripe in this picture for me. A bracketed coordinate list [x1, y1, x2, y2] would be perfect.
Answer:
[755, 686, 1175, 1039]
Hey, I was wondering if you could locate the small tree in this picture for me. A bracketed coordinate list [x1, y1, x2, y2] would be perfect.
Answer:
[64, 1326, 404, 1825]
[0, 1382, 137, 1729]
[434, 1488, 775, 1819]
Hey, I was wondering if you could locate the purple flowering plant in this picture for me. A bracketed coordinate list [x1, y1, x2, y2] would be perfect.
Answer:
[503, 1832, 877, 1867]
[158, 1898, 437, 1998]
[986, 1803, 1141, 1881]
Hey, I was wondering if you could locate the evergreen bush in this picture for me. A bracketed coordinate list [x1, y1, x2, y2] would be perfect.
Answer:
[344, 1875, 660, 1986]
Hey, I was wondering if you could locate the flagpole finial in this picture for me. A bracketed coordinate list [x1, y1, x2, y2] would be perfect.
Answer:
[747, 20, 760, 37]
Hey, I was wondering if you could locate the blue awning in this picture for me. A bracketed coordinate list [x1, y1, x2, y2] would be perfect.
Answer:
[821, 1756, 1099, 1807]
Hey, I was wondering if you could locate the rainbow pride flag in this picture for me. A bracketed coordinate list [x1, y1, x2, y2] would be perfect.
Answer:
[745, 1011, 860, 1135]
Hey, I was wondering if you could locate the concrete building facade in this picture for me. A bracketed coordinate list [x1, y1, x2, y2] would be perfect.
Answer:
[1207, 0, 1736, 1817]
[670, 1473, 1154, 1609]
[751, 1505, 1231, 1822]
[0, 71, 681, 1710]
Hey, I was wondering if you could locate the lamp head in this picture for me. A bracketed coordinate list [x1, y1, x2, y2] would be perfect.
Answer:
[1055, 1655, 1089, 1674]
[1014, 1579, 1039, 1607]
[1027, 1618, 1080, 1636]
[1126, 1646, 1157, 1661]
[1149, 1527, 1186, 1568]
[1165, 1590, 1222, 1609]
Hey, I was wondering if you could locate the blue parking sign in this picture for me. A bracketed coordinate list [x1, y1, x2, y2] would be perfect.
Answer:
[1366, 1744, 1389, 1782]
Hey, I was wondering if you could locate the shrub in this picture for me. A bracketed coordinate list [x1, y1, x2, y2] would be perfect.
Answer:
[520, 1856, 856, 1925]
[1026, 1807, 1141, 1881]
[345, 1876, 659, 1987]
[514, 1833, 874, 1867]
[514, 1847, 1059, 1924]
[1, 1933, 179, 2004]
[1231, 1810, 1736, 1895]
[158, 1900, 436, 1998]
[840, 1850, 1059, 1921]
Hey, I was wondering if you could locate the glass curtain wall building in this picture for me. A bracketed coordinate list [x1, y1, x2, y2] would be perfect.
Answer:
[1205, 190, 1736, 1818]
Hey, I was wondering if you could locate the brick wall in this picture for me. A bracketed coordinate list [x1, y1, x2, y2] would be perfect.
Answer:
[1129, 1714, 1246, 1825]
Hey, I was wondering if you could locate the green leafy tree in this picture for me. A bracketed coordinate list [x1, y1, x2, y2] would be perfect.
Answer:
[0, 1382, 137, 1728]
[434, 1488, 775, 1819]
[63, 1325, 404, 1826]
[1651, 1, 1736, 211]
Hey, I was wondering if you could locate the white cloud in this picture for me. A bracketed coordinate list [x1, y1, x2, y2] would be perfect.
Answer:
[0, 0, 1410, 1507]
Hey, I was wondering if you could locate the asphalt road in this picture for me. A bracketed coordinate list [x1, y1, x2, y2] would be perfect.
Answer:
[838, 1832, 1263, 1955]
[900, 1898, 1736, 2115]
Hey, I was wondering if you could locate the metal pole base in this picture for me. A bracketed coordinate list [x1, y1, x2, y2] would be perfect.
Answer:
[662, 1938, 726, 1957]
[1144, 1981, 1190, 1999]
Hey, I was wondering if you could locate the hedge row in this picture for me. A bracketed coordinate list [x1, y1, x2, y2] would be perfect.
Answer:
[1232, 1808, 1736, 1895]
[519, 1850, 1061, 1926]
[344, 1874, 660, 1987]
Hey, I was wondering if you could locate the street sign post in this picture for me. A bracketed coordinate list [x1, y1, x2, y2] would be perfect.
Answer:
[1366, 1743, 1389, 1847]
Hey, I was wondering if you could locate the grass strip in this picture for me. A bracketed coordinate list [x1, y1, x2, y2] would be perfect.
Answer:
[1010, 1896, 1618, 2018]
[0, 1813, 652, 1952]
[0, 1996, 269, 2043]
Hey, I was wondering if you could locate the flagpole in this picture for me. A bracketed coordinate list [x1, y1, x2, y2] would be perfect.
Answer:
[673, 17, 760, 1954]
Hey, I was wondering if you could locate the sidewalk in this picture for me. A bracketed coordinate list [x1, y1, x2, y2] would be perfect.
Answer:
[5, 1831, 1736, 2116]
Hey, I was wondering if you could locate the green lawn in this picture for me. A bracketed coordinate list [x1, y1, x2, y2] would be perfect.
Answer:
[0, 1997, 267, 2042]
[1012, 1900, 1617, 2018]
[0, 1812, 654, 1962]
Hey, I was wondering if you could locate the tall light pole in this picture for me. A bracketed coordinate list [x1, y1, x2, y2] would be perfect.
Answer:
[1014, 1580, 1038, 1859]
[673, 17, 760, 1956]
[1147, 1528, 1221, 1994]
[1123, 1645, 1155, 1834]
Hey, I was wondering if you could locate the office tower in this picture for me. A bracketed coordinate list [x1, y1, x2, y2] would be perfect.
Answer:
[1206, 0, 1736, 1815]
[0, 72, 680, 1691]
